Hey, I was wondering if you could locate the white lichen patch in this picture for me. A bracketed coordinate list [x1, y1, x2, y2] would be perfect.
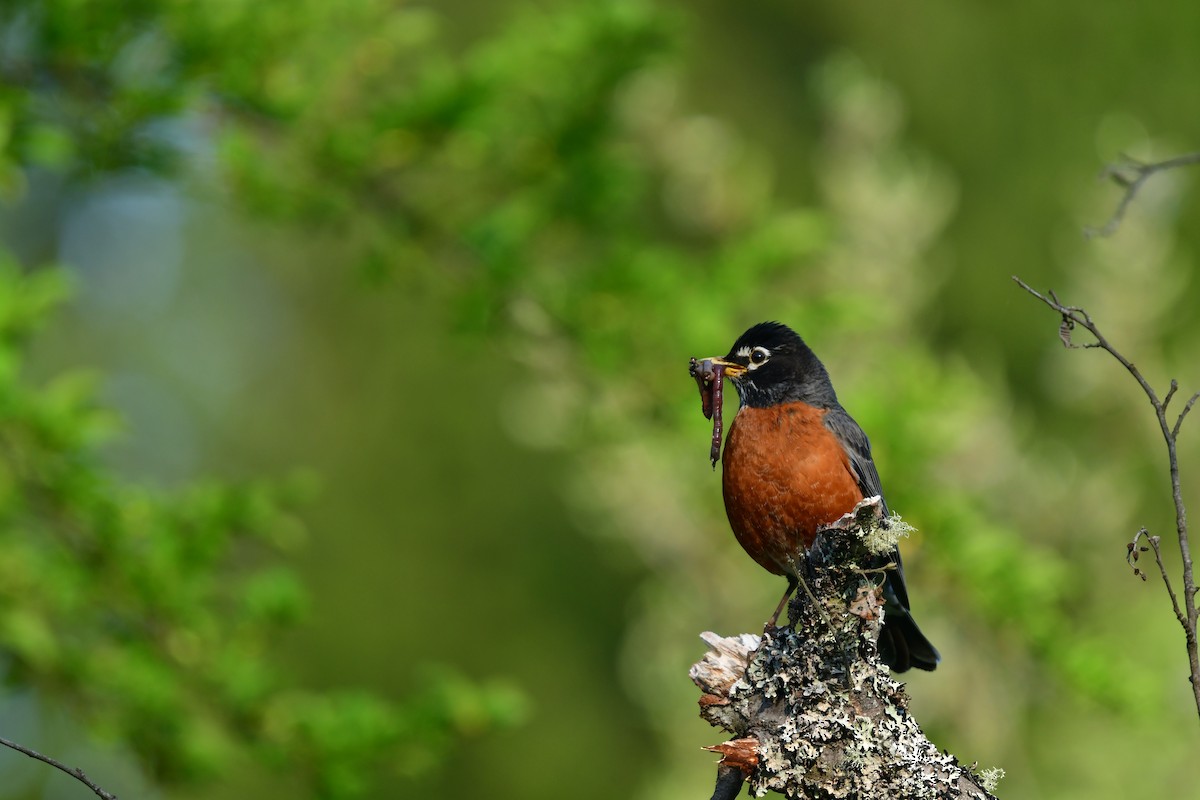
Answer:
[860, 511, 916, 555]
[979, 767, 1006, 794]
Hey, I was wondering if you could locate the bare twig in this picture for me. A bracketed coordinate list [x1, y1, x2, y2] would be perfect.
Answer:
[1014, 276, 1200, 722]
[1128, 528, 1187, 629]
[1173, 392, 1200, 440]
[0, 736, 118, 799]
[1086, 151, 1200, 238]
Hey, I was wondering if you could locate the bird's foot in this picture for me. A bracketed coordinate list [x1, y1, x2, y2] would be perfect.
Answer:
[762, 620, 791, 637]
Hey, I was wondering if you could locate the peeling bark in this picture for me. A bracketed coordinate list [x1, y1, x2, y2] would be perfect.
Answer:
[690, 498, 996, 799]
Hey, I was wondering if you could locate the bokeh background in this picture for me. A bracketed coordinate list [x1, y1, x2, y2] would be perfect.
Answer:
[1, 1, 1200, 798]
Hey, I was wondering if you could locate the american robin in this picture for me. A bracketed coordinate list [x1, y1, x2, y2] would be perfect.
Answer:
[695, 321, 939, 672]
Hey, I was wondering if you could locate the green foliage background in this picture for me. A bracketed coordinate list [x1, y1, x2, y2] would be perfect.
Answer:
[2, 1, 1200, 798]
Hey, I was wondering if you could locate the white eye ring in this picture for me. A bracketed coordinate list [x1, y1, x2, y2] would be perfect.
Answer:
[748, 346, 770, 368]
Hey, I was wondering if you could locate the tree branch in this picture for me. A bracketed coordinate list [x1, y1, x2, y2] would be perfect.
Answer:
[1086, 151, 1200, 238]
[0, 735, 118, 799]
[1172, 392, 1200, 440]
[690, 498, 998, 799]
[1013, 276, 1200, 723]
[1128, 528, 1187, 629]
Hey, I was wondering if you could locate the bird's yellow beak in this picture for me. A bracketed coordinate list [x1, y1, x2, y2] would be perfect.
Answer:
[699, 357, 747, 379]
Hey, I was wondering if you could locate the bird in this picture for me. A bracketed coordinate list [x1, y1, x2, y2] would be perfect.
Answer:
[697, 321, 939, 672]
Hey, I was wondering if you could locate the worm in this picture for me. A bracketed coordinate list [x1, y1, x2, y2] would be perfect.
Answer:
[689, 357, 726, 467]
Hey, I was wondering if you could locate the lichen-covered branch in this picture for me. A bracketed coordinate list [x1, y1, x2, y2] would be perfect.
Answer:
[690, 498, 996, 799]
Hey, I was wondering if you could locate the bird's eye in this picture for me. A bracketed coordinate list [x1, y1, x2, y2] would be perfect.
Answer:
[750, 347, 769, 365]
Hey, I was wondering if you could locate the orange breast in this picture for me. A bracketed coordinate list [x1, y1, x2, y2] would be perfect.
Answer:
[721, 402, 864, 576]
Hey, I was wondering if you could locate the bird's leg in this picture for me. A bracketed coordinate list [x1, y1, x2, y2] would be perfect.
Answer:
[791, 572, 827, 625]
[766, 576, 798, 630]
[779, 553, 831, 630]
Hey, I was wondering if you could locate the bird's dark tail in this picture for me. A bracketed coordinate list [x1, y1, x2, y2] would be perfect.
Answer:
[878, 567, 940, 673]
[878, 604, 940, 672]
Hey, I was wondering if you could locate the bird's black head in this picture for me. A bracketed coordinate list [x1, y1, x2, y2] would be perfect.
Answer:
[705, 322, 839, 409]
